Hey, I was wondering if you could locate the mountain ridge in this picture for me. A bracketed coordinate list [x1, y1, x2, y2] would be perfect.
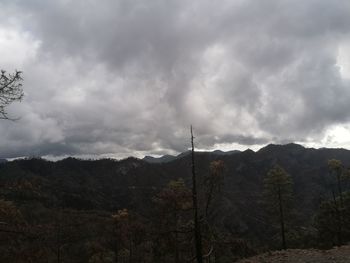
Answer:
[1, 142, 350, 258]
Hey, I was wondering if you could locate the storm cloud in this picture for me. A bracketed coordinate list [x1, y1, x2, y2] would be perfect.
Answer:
[0, 0, 350, 158]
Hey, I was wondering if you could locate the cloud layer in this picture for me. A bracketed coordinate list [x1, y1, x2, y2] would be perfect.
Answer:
[0, 0, 350, 158]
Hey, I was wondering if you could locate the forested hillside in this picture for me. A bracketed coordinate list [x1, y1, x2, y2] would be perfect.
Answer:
[1, 143, 350, 262]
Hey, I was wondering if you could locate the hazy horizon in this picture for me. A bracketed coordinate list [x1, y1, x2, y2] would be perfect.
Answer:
[4, 141, 349, 161]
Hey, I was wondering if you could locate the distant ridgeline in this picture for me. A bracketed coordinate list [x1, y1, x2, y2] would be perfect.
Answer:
[0, 143, 350, 262]
[142, 149, 240, 163]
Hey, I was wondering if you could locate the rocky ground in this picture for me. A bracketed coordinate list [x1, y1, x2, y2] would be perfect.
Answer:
[237, 245, 350, 263]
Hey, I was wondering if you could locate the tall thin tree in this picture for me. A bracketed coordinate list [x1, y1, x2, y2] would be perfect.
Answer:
[191, 126, 203, 263]
[263, 165, 293, 250]
[328, 159, 345, 245]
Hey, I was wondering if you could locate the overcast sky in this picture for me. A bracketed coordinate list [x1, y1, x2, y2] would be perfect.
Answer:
[1, 0, 350, 159]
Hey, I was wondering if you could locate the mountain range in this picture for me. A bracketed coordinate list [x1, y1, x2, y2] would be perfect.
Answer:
[142, 149, 241, 163]
[1, 143, 349, 248]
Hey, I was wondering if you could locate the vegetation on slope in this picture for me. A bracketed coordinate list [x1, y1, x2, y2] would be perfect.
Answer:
[0, 144, 350, 262]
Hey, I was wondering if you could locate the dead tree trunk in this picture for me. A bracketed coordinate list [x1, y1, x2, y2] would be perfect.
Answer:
[191, 126, 203, 263]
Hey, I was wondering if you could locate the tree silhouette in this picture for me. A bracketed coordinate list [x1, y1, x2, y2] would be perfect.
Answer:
[0, 70, 24, 120]
[204, 160, 225, 218]
[190, 126, 203, 263]
[328, 159, 345, 207]
[320, 159, 349, 246]
[263, 165, 293, 250]
[153, 178, 192, 263]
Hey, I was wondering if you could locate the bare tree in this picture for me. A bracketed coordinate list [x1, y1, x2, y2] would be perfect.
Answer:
[0, 70, 24, 120]
[191, 126, 203, 263]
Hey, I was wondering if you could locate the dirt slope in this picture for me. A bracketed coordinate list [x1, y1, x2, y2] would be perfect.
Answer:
[237, 245, 350, 263]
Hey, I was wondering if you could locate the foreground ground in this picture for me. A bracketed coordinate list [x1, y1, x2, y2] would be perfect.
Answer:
[237, 245, 350, 263]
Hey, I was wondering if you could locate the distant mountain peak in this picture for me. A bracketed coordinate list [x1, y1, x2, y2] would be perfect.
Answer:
[259, 143, 305, 151]
[143, 149, 241, 163]
[143, 154, 176, 164]
[213, 149, 241, 155]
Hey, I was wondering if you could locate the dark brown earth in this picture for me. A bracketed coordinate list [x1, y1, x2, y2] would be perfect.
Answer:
[237, 245, 350, 263]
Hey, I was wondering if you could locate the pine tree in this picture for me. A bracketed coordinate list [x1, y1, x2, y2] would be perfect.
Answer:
[153, 178, 192, 263]
[263, 165, 293, 250]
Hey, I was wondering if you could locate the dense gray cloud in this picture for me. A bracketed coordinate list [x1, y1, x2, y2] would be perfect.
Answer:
[0, 0, 350, 158]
